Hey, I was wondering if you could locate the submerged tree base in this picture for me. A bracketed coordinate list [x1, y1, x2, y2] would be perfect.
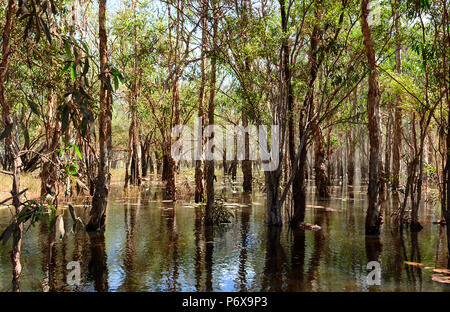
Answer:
[409, 221, 423, 232]
[365, 224, 381, 236]
[203, 197, 234, 225]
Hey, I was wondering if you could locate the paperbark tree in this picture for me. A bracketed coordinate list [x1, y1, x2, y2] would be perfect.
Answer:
[205, 0, 218, 224]
[194, 0, 208, 203]
[361, 0, 382, 235]
[87, 0, 113, 232]
[392, 0, 402, 191]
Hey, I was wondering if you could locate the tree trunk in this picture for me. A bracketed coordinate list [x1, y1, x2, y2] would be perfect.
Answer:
[314, 125, 329, 197]
[326, 126, 333, 185]
[279, 0, 307, 226]
[392, 0, 402, 191]
[265, 171, 282, 226]
[291, 146, 307, 225]
[87, 0, 112, 232]
[361, 0, 382, 235]
[163, 150, 176, 200]
[194, 0, 207, 203]
[241, 0, 253, 193]
[125, 1, 142, 188]
[205, 0, 218, 224]
[384, 106, 392, 185]
[0, 0, 16, 171]
[229, 139, 238, 180]
[124, 109, 141, 187]
[40, 88, 61, 197]
[348, 88, 358, 185]
[222, 149, 228, 176]
[11, 154, 23, 291]
[0, 0, 24, 290]
[141, 141, 149, 178]
[443, 1, 450, 225]
[347, 133, 356, 185]
[242, 113, 252, 193]
[149, 153, 154, 174]
[292, 20, 324, 224]
[155, 150, 162, 174]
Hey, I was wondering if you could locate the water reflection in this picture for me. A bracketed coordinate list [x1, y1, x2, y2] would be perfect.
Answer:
[237, 194, 251, 291]
[120, 201, 137, 291]
[262, 227, 285, 292]
[0, 184, 449, 291]
[287, 229, 305, 291]
[194, 207, 203, 291]
[205, 226, 214, 291]
[88, 232, 108, 291]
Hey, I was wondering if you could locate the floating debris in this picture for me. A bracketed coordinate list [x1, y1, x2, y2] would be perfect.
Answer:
[432, 274, 450, 284]
[404, 261, 424, 267]
[433, 268, 450, 275]
[299, 222, 322, 231]
[306, 205, 338, 212]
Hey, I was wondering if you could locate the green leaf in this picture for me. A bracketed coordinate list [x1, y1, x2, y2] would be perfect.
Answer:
[82, 58, 89, 76]
[69, 164, 77, 175]
[59, 62, 71, 77]
[27, 99, 40, 116]
[113, 75, 119, 91]
[73, 144, 82, 160]
[64, 40, 72, 58]
[70, 63, 76, 82]
[0, 123, 13, 141]
[23, 128, 29, 149]
[110, 67, 124, 83]
[80, 40, 90, 54]
[110, 67, 120, 76]
[61, 105, 70, 134]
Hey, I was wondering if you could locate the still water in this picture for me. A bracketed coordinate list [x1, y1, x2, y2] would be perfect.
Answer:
[0, 179, 449, 292]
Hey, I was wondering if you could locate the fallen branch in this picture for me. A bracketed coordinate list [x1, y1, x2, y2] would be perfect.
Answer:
[0, 188, 29, 206]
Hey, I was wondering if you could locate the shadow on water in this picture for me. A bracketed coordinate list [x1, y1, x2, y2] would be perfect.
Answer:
[262, 227, 285, 292]
[1, 180, 450, 291]
[205, 225, 214, 291]
[88, 232, 108, 291]
[237, 194, 251, 291]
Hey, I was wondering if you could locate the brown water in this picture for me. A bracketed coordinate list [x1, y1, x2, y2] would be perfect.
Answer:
[0, 179, 449, 292]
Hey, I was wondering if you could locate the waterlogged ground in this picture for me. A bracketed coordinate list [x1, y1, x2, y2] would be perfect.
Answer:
[0, 177, 449, 292]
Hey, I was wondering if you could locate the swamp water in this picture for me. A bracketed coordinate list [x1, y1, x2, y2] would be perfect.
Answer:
[0, 179, 449, 292]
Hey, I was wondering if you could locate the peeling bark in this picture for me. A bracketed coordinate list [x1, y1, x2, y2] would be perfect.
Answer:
[361, 0, 382, 235]
[87, 0, 112, 232]
[194, 0, 207, 203]
[205, 0, 218, 224]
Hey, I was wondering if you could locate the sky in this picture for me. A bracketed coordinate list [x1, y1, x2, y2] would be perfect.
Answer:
[107, 0, 122, 13]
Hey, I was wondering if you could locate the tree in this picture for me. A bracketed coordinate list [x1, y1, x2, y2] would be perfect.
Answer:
[194, 0, 208, 203]
[392, 0, 402, 191]
[87, 0, 113, 232]
[205, 0, 218, 224]
[361, 0, 382, 235]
